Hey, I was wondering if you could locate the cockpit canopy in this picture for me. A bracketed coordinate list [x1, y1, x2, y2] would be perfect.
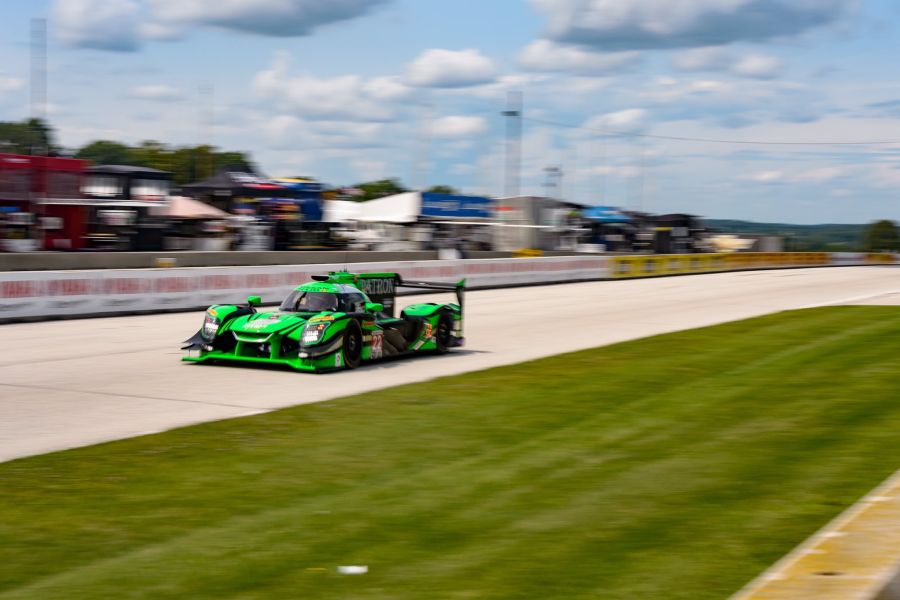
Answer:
[279, 284, 369, 313]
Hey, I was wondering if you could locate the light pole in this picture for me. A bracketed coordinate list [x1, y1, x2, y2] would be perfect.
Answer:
[502, 91, 522, 198]
[543, 166, 562, 199]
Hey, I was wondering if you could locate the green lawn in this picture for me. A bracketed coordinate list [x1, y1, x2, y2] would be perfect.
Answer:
[2, 307, 900, 600]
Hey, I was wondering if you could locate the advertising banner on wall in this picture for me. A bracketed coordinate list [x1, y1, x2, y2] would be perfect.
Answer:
[0, 256, 610, 321]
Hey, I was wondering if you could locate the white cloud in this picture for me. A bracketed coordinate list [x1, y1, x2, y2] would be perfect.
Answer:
[52, 0, 142, 52]
[674, 47, 784, 79]
[794, 166, 844, 182]
[519, 40, 641, 74]
[52, 0, 387, 51]
[673, 46, 732, 71]
[147, 0, 387, 36]
[262, 114, 387, 148]
[745, 167, 844, 184]
[129, 84, 183, 101]
[532, 0, 856, 51]
[431, 116, 487, 139]
[584, 108, 650, 133]
[351, 158, 387, 181]
[731, 54, 784, 79]
[363, 76, 410, 101]
[137, 21, 184, 41]
[448, 73, 551, 101]
[0, 75, 24, 94]
[586, 164, 642, 178]
[406, 49, 497, 88]
[253, 52, 400, 121]
[749, 170, 784, 183]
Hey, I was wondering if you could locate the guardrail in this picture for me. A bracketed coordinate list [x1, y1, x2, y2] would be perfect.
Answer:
[0, 252, 895, 322]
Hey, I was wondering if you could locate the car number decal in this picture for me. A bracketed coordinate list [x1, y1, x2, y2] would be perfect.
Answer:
[371, 331, 383, 359]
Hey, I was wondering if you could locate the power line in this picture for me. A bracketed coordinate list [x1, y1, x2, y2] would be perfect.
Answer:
[523, 115, 900, 146]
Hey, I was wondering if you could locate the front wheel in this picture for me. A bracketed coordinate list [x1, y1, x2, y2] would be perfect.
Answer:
[342, 320, 363, 369]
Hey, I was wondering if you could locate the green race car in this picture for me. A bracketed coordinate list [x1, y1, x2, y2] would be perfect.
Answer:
[182, 271, 464, 372]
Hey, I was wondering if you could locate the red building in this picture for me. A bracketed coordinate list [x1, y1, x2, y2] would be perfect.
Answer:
[0, 153, 88, 251]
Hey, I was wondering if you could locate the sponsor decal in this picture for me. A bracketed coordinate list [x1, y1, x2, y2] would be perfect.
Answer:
[207, 308, 218, 317]
[309, 315, 334, 322]
[358, 278, 395, 296]
[306, 285, 333, 293]
[424, 323, 433, 339]
[244, 317, 280, 330]
[371, 331, 383, 359]
[335, 353, 342, 368]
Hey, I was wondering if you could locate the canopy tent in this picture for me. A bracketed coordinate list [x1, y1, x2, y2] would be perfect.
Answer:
[353, 192, 494, 223]
[582, 205, 632, 223]
[180, 168, 295, 199]
[322, 199, 362, 223]
[354, 192, 420, 223]
[271, 178, 324, 221]
[150, 195, 229, 219]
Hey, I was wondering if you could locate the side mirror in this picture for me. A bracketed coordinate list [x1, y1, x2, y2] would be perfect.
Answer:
[365, 302, 384, 314]
[247, 295, 261, 307]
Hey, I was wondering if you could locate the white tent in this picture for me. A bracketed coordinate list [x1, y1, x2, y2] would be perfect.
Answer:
[151, 196, 229, 219]
[322, 199, 361, 223]
[354, 192, 421, 223]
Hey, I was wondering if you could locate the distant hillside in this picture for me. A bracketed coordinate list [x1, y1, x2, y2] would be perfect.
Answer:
[704, 219, 866, 251]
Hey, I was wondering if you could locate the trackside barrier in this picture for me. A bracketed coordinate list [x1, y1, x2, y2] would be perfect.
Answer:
[0, 253, 895, 322]
[0, 256, 609, 321]
[608, 251, 881, 279]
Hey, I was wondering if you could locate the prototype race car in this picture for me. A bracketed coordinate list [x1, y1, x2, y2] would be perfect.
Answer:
[182, 271, 464, 372]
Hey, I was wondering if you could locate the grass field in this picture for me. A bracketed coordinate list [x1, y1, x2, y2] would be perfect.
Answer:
[2, 306, 900, 599]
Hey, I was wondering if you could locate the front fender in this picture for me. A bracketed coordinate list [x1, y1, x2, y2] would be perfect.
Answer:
[182, 304, 255, 349]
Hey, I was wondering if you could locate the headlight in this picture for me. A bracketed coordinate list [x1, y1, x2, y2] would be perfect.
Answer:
[302, 322, 328, 345]
[201, 314, 220, 340]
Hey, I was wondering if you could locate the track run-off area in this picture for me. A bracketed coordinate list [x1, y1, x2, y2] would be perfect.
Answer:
[1, 265, 898, 463]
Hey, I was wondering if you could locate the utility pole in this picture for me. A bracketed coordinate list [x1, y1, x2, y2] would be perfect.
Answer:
[30, 17, 47, 155]
[543, 166, 562, 199]
[198, 83, 214, 176]
[412, 102, 434, 191]
[502, 90, 522, 198]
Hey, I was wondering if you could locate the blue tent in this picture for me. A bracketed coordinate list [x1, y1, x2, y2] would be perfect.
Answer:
[420, 192, 493, 219]
[583, 205, 631, 223]
[270, 178, 324, 221]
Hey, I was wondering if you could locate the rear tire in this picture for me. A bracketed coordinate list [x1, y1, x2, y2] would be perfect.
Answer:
[342, 320, 363, 369]
[435, 313, 453, 354]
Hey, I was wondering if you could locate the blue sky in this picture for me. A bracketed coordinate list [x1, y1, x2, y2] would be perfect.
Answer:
[1, 0, 899, 223]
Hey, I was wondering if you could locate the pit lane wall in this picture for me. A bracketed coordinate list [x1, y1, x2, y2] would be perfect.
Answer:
[0, 252, 895, 322]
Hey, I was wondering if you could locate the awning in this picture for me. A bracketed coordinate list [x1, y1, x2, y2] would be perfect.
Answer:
[151, 196, 230, 219]
[354, 192, 421, 223]
[583, 205, 632, 223]
[322, 200, 362, 222]
[353, 192, 494, 223]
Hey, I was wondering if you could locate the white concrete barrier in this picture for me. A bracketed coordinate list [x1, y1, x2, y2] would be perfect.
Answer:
[1, 253, 894, 322]
[0, 256, 610, 321]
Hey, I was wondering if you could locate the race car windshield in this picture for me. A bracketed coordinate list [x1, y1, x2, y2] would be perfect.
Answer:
[279, 291, 338, 312]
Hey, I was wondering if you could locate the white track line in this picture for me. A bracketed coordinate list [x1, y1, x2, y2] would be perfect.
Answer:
[729, 468, 900, 599]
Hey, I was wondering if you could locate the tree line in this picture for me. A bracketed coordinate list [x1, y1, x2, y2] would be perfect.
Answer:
[4, 118, 895, 247]
[0, 118, 253, 185]
[0, 118, 459, 195]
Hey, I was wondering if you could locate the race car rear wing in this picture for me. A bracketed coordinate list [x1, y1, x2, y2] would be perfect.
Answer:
[397, 277, 465, 315]
[311, 271, 464, 317]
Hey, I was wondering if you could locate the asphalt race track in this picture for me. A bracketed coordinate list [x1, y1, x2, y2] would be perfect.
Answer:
[1, 266, 898, 463]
